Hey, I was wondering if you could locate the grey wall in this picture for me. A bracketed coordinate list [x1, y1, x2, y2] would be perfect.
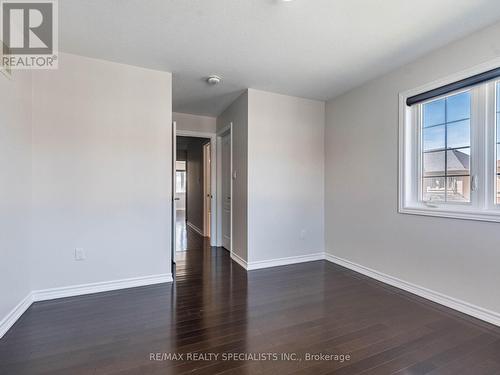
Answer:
[247, 89, 325, 263]
[177, 150, 187, 161]
[186, 138, 208, 231]
[215, 89, 325, 264]
[217, 91, 248, 261]
[0, 70, 33, 328]
[31, 53, 173, 290]
[325, 21, 500, 313]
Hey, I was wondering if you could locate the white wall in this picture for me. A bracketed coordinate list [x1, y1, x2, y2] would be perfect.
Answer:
[217, 91, 248, 261]
[0, 70, 33, 326]
[174, 112, 216, 134]
[31, 53, 172, 290]
[247, 89, 325, 263]
[215, 89, 325, 264]
[325, 21, 500, 313]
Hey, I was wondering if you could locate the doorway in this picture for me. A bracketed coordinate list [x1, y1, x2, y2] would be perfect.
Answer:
[174, 160, 187, 252]
[172, 129, 218, 261]
[175, 136, 210, 251]
[171, 125, 232, 273]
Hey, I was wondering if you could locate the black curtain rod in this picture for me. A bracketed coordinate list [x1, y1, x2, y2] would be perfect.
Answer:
[406, 67, 500, 106]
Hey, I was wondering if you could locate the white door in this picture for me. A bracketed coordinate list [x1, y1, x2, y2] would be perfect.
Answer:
[221, 132, 231, 251]
[171, 121, 177, 264]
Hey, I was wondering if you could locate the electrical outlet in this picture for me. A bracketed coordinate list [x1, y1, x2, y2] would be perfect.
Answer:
[75, 248, 86, 261]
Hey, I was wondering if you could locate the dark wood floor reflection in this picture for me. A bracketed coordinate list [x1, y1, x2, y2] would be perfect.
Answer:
[1, 229, 500, 374]
[175, 210, 193, 252]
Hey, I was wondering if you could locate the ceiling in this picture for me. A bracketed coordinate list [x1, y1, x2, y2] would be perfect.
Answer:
[59, 0, 500, 117]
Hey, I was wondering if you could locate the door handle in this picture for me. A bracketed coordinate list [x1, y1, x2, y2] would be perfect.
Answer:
[174, 198, 180, 201]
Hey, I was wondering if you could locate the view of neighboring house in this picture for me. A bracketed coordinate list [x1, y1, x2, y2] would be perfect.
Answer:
[423, 149, 470, 202]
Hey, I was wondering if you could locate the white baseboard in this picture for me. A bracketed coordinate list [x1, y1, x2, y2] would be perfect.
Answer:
[230, 252, 248, 270]
[0, 273, 173, 339]
[32, 273, 173, 302]
[325, 253, 500, 327]
[230, 252, 325, 271]
[186, 221, 204, 236]
[246, 252, 325, 271]
[0, 293, 34, 339]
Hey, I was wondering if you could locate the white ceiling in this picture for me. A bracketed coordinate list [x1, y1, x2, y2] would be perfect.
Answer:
[59, 0, 500, 116]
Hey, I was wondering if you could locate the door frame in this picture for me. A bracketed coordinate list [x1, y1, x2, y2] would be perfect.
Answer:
[171, 121, 177, 264]
[216, 123, 233, 254]
[176, 129, 218, 246]
[202, 142, 211, 237]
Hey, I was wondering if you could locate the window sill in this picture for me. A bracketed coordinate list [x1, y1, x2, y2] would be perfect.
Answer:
[399, 205, 500, 223]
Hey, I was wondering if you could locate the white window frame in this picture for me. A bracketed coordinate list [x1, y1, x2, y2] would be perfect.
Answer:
[399, 59, 500, 223]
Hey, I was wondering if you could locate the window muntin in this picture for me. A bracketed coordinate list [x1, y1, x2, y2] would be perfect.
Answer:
[421, 91, 471, 203]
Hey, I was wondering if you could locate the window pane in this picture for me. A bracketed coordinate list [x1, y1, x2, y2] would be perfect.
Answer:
[497, 82, 500, 112]
[447, 120, 470, 149]
[497, 82, 500, 144]
[423, 151, 445, 177]
[420, 90, 472, 204]
[423, 99, 445, 127]
[447, 148, 470, 176]
[497, 112, 500, 144]
[446, 176, 470, 202]
[423, 125, 445, 151]
[446, 92, 471, 122]
[497, 144, 500, 175]
[422, 177, 445, 202]
[497, 175, 500, 205]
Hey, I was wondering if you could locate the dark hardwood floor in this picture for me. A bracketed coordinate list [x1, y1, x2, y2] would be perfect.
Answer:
[1, 221, 500, 374]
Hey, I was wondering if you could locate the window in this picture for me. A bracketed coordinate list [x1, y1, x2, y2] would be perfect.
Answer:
[421, 91, 471, 203]
[399, 66, 500, 222]
[176, 171, 186, 193]
[420, 90, 476, 209]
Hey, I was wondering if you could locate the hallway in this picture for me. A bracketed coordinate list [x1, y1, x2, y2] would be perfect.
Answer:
[2, 245, 500, 373]
[175, 208, 215, 276]
[176, 210, 187, 252]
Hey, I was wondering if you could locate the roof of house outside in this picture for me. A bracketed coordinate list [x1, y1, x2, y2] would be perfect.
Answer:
[424, 149, 469, 175]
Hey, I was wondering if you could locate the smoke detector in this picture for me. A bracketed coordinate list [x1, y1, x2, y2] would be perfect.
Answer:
[206, 75, 222, 85]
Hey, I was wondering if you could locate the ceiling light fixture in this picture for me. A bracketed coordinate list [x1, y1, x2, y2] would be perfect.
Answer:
[206, 75, 222, 85]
